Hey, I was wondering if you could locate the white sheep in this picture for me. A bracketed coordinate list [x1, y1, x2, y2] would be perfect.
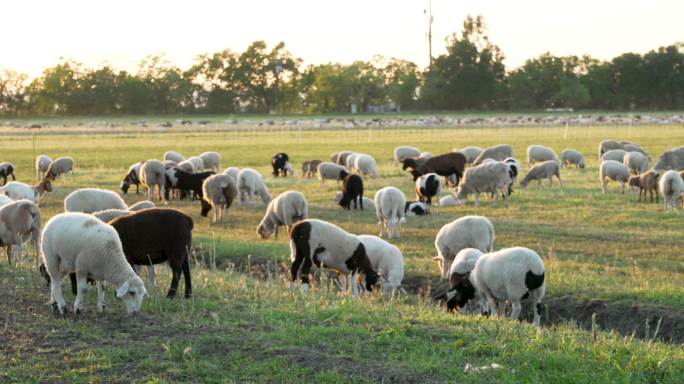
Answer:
[140, 160, 167, 204]
[0, 180, 52, 204]
[345, 153, 359, 172]
[623, 151, 649, 175]
[334, 192, 374, 210]
[237, 168, 271, 204]
[0, 199, 41, 266]
[128, 201, 155, 211]
[473, 144, 514, 165]
[354, 154, 379, 177]
[187, 156, 205, 172]
[357, 235, 404, 295]
[439, 194, 457, 206]
[433, 216, 494, 280]
[200, 151, 221, 172]
[519, 160, 562, 188]
[457, 146, 483, 164]
[659, 170, 684, 210]
[35, 155, 53, 179]
[330, 151, 354, 165]
[559, 149, 585, 171]
[64, 188, 128, 213]
[201, 174, 238, 222]
[257, 191, 308, 239]
[601, 149, 628, 163]
[527, 145, 560, 166]
[92, 209, 131, 223]
[317, 162, 349, 185]
[45, 156, 75, 179]
[164, 150, 185, 163]
[394, 146, 421, 164]
[223, 167, 240, 181]
[41, 212, 147, 314]
[374, 187, 406, 239]
[453, 162, 511, 207]
[0, 195, 14, 207]
[177, 159, 197, 174]
[600, 160, 631, 194]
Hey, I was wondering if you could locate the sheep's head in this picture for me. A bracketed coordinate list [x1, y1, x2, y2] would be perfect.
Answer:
[445, 274, 475, 312]
[401, 158, 416, 171]
[452, 187, 468, 205]
[38, 178, 53, 192]
[120, 179, 130, 194]
[116, 276, 147, 314]
[627, 175, 640, 189]
[579, 161, 586, 169]
[364, 270, 379, 292]
[256, 223, 272, 240]
[200, 200, 212, 217]
[519, 178, 529, 189]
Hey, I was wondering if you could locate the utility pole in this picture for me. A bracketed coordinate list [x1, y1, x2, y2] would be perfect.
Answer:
[426, 0, 433, 73]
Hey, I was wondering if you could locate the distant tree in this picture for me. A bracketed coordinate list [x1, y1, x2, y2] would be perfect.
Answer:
[0, 70, 28, 116]
[187, 50, 240, 113]
[381, 58, 420, 111]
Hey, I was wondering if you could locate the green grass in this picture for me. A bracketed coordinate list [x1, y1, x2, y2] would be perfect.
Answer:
[1, 120, 684, 382]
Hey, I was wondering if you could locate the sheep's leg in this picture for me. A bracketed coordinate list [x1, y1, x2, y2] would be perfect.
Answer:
[601, 180, 607, 194]
[486, 297, 499, 317]
[533, 300, 542, 326]
[502, 186, 509, 208]
[167, 260, 182, 298]
[492, 189, 499, 207]
[147, 265, 157, 289]
[5, 244, 12, 266]
[474, 193, 480, 207]
[299, 254, 313, 292]
[50, 276, 67, 314]
[620, 182, 625, 194]
[510, 301, 522, 321]
[73, 272, 89, 314]
[378, 219, 385, 238]
[181, 258, 192, 299]
[274, 226, 279, 240]
[96, 281, 106, 313]
[351, 273, 359, 298]
[290, 246, 304, 289]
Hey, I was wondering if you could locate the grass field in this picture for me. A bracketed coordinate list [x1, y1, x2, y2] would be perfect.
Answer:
[1, 120, 684, 382]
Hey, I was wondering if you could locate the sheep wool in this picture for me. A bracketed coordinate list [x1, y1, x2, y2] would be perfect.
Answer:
[64, 188, 128, 214]
[659, 170, 684, 210]
[453, 162, 511, 207]
[434, 216, 494, 280]
[599, 160, 631, 194]
[237, 168, 271, 204]
[519, 160, 562, 188]
[201, 174, 238, 222]
[358, 235, 404, 295]
[374, 187, 406, 239]
[257, 190, 308, 240]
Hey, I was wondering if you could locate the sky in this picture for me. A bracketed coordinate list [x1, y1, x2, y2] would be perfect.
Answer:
[2, 0, 682, 77]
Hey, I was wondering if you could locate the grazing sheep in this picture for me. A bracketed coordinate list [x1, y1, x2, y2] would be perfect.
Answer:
[659, 170, 684, 210]
[374, 187, 406, 239]
[623, 143, 650, 159]
[600, 160, 631, 194]
[394, 146, 421, 164]
[64, 188, 128, 213]
[187, 156, 205, 172]
[440, 248, 484, 314]
[453, 162, 511, 207]
[624, 151, 649, 175]
[598, 140, 623, 158]
[164, 150, 185, 163]
[302, 160, 322, 178]
[317, 162, 349, 185]
[331, 151, 354, 166]
[92, 209, 131, 223]
[0, 179, 52, 204]
[519, 160, 562, 188]
[601, 149, 627, 163]
[415, 173, 441, 206]
[199, 151, 221, 173]
[140, 160, 167, 204]
[439, 194, 457, 206]
[628, 170, 659, 203]
[433, 216, 495, 280]
[354, 154, 379, 177]
[401, 152, 433, 171]
[41, 212, 147, 314]
[335, 192, 374, 210]
[237, 168, 271, 204]
[405, 201, 429, 216]
[653, 146, 684, 171]
[405, 152, 467, 186]
[257, 191, 308, 239]
[288, 219, 379, 296]
[345, 153, 359, 172]
[166, 168, 213, 200]
[177, 159, 197, 174]
[201, 174, 238, 222]
[445, 247, 546, 326]
[35, 155, 52, 179]
[0, 195, 13, 207]
[129, 201, 155, 211]
[339, 174, 364, 210]
[458, 146, 483, 165]
[0, 163, 16, 186]
[223, 167, 240, 181]
[120, 161, 143, 194]
[559, 149, 585, 170]
[0, 200, 41, 266]
[271, 152, 291, 177]
[45, 156, 75, 180]
[526, 145, 559, 166]
[473, 144, 514, 166]
[357, 235, 404, 295]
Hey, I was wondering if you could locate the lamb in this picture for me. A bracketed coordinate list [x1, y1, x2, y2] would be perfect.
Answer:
[335, 192, 374, 210]
[526, 145, 560, 166]
[199, 151, 221, 172]
[288, 219, 379, 296]
[415, 173, 441, 206]
[129, 201, 155, 211]
[200, 174, 238, 222]
[453, 162, 511, 207]
[653, 146, 684, 171]
[164, 150, 185, 163]
[0, 162, 16, 186]
[317, 162, 349, 185]
[433, 215, 494, 280]
[223, 167, 240, 181]
[519, 160, 562, 188]
[330, 151, 354, 166]
[186, 156, 205, 172]
[659, 170, 684, 210]
[120, 161, 143, 194]
[64, 188, 128, 213]
[302, 160, 322, 178]
[439, 194, 457, 206]
[177, 159, 197, 174]
[444, 247, 546, 326]
[458, 146, 483, 164]
[109, 208, 194, 298]
[0, 200, 41, 266]
[357, 235, 404, 295]
[601, 149, 628, 163]
[373, 187, 406, 239]
[45, 156, 74, 180]
[623, 151, 649, 174]
[92, 209, 131, 223]
[271, 152, 291, 177]
[472, 144, 514, 166]
[405, 201, 429, 216]
[353, 154, 379, 178]
[257, 191, 308, 239]
[339, 174, 364, 210]
[559, 149, 585, 170]
[0, 179, 52, 204]
[35, 155, 52, 179]
[627, 170, 659, 203]
[41, 212, 147, 314]
[140, 160, 167, 204]
[393, 146, 421, 164]
[600, 160, 631, 194]
[237, 168, 272, 204]
[405, 152, 467, 186]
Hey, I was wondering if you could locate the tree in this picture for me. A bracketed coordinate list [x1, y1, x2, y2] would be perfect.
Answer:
[0, 70, 28, 116]
[382, 58, 420, 111]
[187, 50, 240, 113]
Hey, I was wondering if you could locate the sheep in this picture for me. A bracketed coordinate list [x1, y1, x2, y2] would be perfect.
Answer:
[223, 167, 240, 181]
[600, 160, 631, 194]
[140, 160, 167, 204]
[199, 151, 221, 172]
[457, 146, 483, 164]
[109, 208, 194, 298]
[393, 146, 421, 164]
[473, 144, 514, 166]
[164, 150, 185, 163]
[288, 219, 379, 296]
[441, 248, 484, 314]
[92, 209, 131, 223]
[0, 162, 15, 186]
[519, 160, 562, 188]
[453, 162, 511, 207]
[345, 153, 359, 172]
[659, 170, 684, 210]
[335, 192, 374, 210]
[623, 143, 650, 159]
[0, 195, 14, 207]
[627, 170, 659, 203]
[129, 201, 155, 211]
[237, 168, 271, 204]
[559, 149, 585, 170]
[257, 191, 308, 239]
[653, 146, 684, 171]
[302, 160, 322, 178]
[271, 152, 291, 177]
[330, 151, 354, 166]
[354, 154, 379, 178]
[0, 179, 52, 204]
[433, 215, 495, 280]
[601, 149, 628, 163]
[444, 247, 546, 326]
[120, 161, 143, 194]
[526, 145, 560, 166]
[317, 162, 349, 185]
[177, 159, 197, 174]
[503, 157, 521, 194]
[624, 151, 649, 175]
[166, 168, 214, 200]
[374, 187, 406, 239]
[64, 188, 128, 213]
[35, 155, 52, 179]
[201, 174, 238, 222]
[41, 212, 147, 314]
[45, 156, 74, 180]
[186, 156, 205, 172]
[598, 140, 623, 158]
[405, 152, 467, 186]
[0, 200, 41, 266]
[439, 194, 457, 206]
[405, 201, 429, 216]
[415, 173, 441, 206]
[401, 152, 433, 171]
[357, 235, 404, 295]
[339, 174, 364, 210]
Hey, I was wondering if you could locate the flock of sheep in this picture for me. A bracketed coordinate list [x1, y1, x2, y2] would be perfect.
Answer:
[1, 139, 683, 327]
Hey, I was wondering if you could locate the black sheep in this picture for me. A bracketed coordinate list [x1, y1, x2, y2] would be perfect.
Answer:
[339, 174, 364, 210]
[0, 163, 16, 186]
[271, 153, 290, 177]
[408, 152, 467, 187]
[165, 168, 214, 200]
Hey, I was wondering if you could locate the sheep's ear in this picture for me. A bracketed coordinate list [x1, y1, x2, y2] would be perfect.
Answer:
[116, 281, 130, 298]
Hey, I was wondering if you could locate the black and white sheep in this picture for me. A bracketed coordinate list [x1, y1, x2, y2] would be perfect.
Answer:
[415, 173, 441, 206]
[256, 191, 308, 239]
[237, 168, 271, 204]
[165, 168, 214, 200]
[0, 199, 41, 266]
[453, 162, 511, 207]
[659, 170, 684, 210]
[373, 187, 406, 239]
[433, 216, 494, 280]
[35, 155, 52, 179]
[405, 201, 429, 216]
[0, 162, 17, 185]
[120, 161, 143, 194]
[201, 174, 238, 222]
[339, 174, 364, 210]
[271, 152, 292, 177]
[519, 160, 562, 188]
[45, 156, 75, 180]
[472, 144, 514, 166]
[64, 188, 128, 213]
[317, 162, 349, 185]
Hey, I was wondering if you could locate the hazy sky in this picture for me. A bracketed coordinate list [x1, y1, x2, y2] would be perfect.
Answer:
[2, 0, 682, 77]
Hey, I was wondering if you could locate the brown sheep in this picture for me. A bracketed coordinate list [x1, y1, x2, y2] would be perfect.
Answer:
[628, 170, 659, 203]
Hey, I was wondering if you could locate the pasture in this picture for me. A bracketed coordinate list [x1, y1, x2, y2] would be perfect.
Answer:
[1, 118, 683, 382]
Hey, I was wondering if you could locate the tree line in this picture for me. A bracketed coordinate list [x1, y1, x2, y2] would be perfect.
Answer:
[1, 16, 683, 116]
